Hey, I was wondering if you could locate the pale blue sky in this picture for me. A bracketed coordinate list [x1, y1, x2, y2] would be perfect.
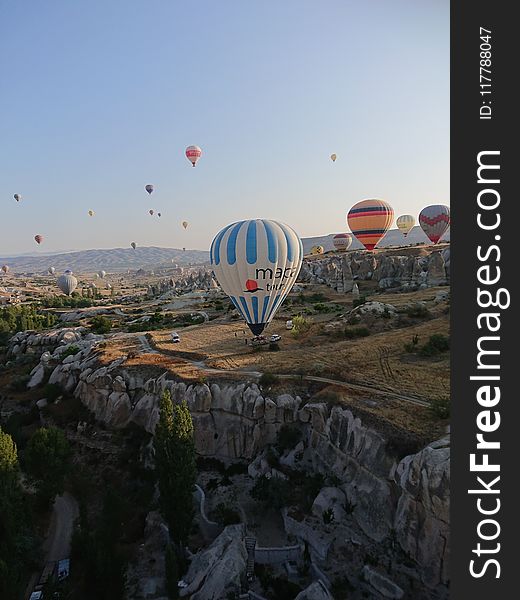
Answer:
[0, 0, 449, 255]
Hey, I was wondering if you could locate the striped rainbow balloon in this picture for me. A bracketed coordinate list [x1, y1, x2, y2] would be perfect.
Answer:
[347, 199, 394, 251]
[210, 219, 303, 336]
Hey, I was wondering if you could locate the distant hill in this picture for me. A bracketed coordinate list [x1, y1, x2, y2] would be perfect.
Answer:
[0, 247, 210, 274]
[0, 227, 450, 274]
[302, 226, 450, 254]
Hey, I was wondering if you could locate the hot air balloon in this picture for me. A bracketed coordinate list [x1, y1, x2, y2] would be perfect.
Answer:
[210, 219, 303, 336]
[34, 235, 43, 245]
[347, 199, 394, 251]
[149, 209, 154, 216]
[14, 194, 21, 202]
[98, 270, 106, 279]
[396, 215, 415, 237]
[88, 210, 95, 217]
[48, 266, 56, 276]
[330, 153, 337, 162]
[131, 242, 137, 250]
[333, 233, 353, 251]
[157, 212, 162, 218]
[145, 184, 154, 195]
[182, 221, 188, 229]
[1, 265, 9, 274]
[419, 205, 450, 244]
[310, 245, 324, 255]
[186, 145, 202, 167]
[64, 269, 73, 275]
[57, 272, 78, 296]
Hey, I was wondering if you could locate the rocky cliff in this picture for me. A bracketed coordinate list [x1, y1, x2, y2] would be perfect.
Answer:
[10, 329, 449, 597]
[298, 247, 450, 294]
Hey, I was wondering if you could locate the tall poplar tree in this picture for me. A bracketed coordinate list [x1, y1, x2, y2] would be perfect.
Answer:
[154, 391, 197, 546]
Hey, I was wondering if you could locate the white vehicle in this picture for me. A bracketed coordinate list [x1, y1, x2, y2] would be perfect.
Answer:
[269, 334, 282, 343]
[171, 332, 180, 343]
[286, 320, 293, 330]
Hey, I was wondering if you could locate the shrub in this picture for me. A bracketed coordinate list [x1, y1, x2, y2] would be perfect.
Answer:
[403, 334, 420, 353]
[213, 503, 241, 526]
[313, 302, 331, 313]
[430, 397, 450, 419]
[276, 425, 302, 453]
[259, 372, 280, 388]
[43, 383, 63, 402]
[60, 344, 80, 359]
[343, 326, 370, 339]
[90, 315, 112, 334]
[291, 315, 310, 337]
[323, 508, 335, 524]
[418, 334, 450, 357]
[353, 295, 368, 309]
[405, 303, 430, 319]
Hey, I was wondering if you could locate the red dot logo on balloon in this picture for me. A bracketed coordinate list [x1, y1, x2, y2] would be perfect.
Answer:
[244, 279, 263, 293]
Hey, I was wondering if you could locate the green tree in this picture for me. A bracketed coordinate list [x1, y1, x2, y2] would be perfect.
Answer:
[154, 391, 197, 546]
[165, 544, 179, 599]
[25, 427, 71, 505]
[0, 426, 18, 494]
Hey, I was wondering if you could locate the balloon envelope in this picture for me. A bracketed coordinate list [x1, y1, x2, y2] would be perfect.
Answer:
[333, 233, 352, 251]
[347, 199, 394, 251]
[48, 267, 56, 275]
[1, 265, 9, 274]
[57, 273, 78, 296]
[396, 215, 415, 237]
[182, 221, 188, 229]
[14, 194, 21, 202]
[210, 219, 303, 336]
[34, 235, 43, 245]
[330, 154, 337, 162]
[145, 184, 154, 194]
[131, 242, 137, 250]
[98, 270, 106, 279]
[310, 245, 324, 255]
[419, 205, 450, 244]
[186, 145, 202, 167]
[88, 210, 94, 217]
[149, 209, 154, 216]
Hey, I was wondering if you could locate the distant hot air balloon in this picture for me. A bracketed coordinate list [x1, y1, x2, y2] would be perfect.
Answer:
[157, 212, 162, 218]
[57, 272, 78, 296]
[186, 145, 202, 167]
[98, 270, 106, 279]
[347, 199, 394, 251]
[34, 235, 43, 245]
[149, 209, 154, 216]
[88, 210, 95, 217]
[106, 283, 112, 290]
[64, 269, 73, 275]
[1, 265, 9, 274]
[182, 221, 188, 229]
[333, 233, 352, 252]
[419, 205, 450, 244]
[310, 245, 324, 255]
[145, 184, 154, 195]
[182, 247, 186, 252]
[396, 215, 415, 237]
[14, 194, 21, 202]
[210, 219, 303, 336]
[131, 242, 137, 250]
[330, 153, 337, 162]
[48, 266, 56, 276]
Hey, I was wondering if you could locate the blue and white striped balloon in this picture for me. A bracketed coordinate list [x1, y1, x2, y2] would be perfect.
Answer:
[210, 219, 303, 336]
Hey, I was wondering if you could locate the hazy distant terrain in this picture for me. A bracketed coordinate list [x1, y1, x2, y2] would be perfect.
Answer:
[0, 247, 210, 274]
[302, 226, 450, 254]
[0, 227, 450, 274]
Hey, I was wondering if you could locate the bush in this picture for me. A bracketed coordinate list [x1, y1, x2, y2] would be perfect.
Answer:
[405, 303, 430, 319]
[43, 383, 63, 402]
[60, 344, 80, 359]
[291, 315, 310, 337]
[430, 397, 450, 419]
[259, 372, 280, 388]
[343, 326, 370, 339]
[213, 503, 241, 526]
[90, 315, 112, 334]
[313, 302, 332, 313]
[353, 296, 368, 309]
[276, 425, 302, 453]
[403, 334, 420, 353]
[418, 334, 450, 357]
